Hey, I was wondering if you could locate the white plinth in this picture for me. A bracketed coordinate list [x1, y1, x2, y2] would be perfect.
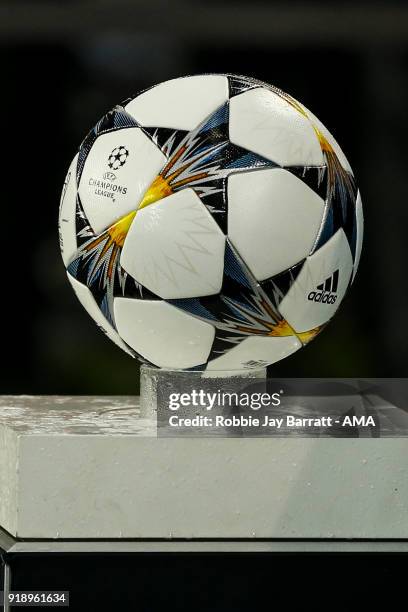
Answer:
[0, 395, 407, 540]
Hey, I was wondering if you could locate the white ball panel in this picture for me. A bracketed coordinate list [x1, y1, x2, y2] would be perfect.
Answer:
[229, 88, 324, 166]
[114, 298, 215, 369]
[352, 191, 364, 282]
[279, 229, 353, 332]
[206, 336, 301, 371]
[59, 154, 78, 267]
[120, 189, 226, 299]
[78, 128, 166, 234]
[228, 169, 325, 281]
[67, 273, 134, 357]
[125, 75, 229, 130]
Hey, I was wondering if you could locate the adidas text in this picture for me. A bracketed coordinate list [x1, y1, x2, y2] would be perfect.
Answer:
[308, 291, 337, 304]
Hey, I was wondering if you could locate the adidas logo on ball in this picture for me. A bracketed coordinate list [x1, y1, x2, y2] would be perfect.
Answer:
[308, 270, 339, 305]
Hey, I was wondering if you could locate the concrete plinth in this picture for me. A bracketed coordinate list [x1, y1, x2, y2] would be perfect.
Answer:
[0, 395, 407, 540]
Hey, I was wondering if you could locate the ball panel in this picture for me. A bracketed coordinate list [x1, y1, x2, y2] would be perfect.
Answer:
[67, 273, 134, 356]
[125, 75, 229, 130]
[120, 189, 226, 299]
[352, 191, 363, 282]
[229, 88, 324, 166]
[78, 128, 166, 234]
[228, 169, 325, 281]
[113, 298, 215, 369]
[59, 154, 78, 266]
[279, 228, 353, 332]
[206, 336, 301, 371]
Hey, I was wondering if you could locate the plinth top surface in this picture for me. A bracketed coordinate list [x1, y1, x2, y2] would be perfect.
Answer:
[0, 395, 155, 436]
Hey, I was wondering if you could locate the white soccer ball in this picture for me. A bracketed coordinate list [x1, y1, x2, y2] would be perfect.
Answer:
[59, 74, 363, 371]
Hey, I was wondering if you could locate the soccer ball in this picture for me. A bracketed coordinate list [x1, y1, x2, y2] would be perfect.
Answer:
[59, 74, 363, 371]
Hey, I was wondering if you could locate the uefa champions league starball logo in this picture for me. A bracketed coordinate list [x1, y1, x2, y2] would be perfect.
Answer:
[108, 146, 129, 170]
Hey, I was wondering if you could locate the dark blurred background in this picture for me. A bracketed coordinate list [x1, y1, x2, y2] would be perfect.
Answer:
[2, 0, 408, 394]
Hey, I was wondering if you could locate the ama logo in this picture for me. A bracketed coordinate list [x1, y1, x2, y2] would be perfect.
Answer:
[308, 270, 339, 305]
